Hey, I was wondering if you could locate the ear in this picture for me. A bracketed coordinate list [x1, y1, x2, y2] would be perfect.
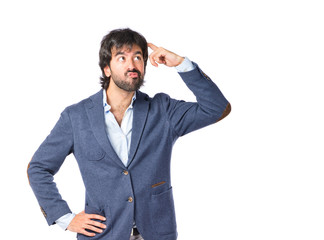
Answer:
[104, 65, 111, 77]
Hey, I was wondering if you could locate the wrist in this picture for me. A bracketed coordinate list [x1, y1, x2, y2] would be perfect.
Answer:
[175, 56, 185, 67]
[56, 212, 76, 231]
[175, 57, 195, 72]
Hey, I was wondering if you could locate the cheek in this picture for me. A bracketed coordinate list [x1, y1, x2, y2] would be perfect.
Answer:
[136, 62, 145, 73]
[110, 63, 123, 74]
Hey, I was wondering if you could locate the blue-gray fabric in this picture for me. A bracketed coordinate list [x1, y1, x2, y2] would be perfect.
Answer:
[28, 62, 229, 240]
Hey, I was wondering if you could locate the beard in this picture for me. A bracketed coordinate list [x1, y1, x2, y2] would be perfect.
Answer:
[111, 68, 144, 92]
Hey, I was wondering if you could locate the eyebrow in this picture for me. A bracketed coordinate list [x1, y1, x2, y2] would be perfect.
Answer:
[115, 51, 125, 56]
[134, 51, 143, 55]
[114, 50, 143, 57]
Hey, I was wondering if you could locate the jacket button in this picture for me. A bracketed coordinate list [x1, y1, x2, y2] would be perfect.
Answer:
[128, 197, 133, 203]
[123, 170, 129, 175]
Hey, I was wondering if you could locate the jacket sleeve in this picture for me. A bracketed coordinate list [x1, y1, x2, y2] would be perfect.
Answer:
[160, 62, 230, 137]
[27, 108, 74, 226]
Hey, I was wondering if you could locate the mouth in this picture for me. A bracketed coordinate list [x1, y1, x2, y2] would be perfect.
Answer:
[126, 69, 141, 79]
[128, 72, 139, 78]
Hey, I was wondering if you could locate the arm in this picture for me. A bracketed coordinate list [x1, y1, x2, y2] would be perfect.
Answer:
[148, 43, 231, 136]
[27, 108, 106, 237]
[176, 57, 231, 122]
[27, 109, 74, 225]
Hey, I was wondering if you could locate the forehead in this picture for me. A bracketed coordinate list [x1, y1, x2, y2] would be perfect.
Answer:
[111, 44, 143, 56]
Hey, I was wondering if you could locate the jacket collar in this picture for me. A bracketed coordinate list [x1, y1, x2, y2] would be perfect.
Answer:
[85, 89, 149, 168]
[128, 90, 149, 167]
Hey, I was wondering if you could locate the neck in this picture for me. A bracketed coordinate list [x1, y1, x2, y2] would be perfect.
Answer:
[106, 81, 134, 111]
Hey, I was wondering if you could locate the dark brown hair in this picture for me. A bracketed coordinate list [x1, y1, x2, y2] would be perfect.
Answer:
[99, 28, 148, 89]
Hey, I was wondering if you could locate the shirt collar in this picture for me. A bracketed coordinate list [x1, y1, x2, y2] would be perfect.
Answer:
[103, 89, 137, 114]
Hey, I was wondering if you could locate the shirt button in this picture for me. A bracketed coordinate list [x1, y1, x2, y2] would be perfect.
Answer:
[123, 170, 129, 175]
[128, 197, 133, 203]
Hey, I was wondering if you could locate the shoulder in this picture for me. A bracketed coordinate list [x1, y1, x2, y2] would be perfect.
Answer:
[136, 90, 173, 105]
[63, 90, 103, 115]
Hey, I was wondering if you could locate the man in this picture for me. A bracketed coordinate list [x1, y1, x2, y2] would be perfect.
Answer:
[28, 28, 231, 240]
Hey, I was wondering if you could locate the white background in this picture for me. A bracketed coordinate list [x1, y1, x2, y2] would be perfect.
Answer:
[1, 0, 323, 239]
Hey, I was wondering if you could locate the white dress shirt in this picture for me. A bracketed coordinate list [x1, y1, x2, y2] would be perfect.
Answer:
[56, 57, 195, 230]
[103, 92, 136, 167]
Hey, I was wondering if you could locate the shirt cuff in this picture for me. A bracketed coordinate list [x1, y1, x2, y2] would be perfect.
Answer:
[56, 213, 76, 230]
[175, 57, 195, 72]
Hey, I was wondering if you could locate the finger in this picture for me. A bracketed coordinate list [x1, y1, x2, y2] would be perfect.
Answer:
[148, 43, 158, 51]
[81, 229, 96, 237]
[85, 224, 104, 234]
[149, 53, 158, 67]
[89, 220, 107, 229]
[156, 55, 167, 65]
[88, 214, 106, 221]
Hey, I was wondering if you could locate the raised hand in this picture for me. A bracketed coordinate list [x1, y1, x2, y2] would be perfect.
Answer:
[148, 43, 184, 67]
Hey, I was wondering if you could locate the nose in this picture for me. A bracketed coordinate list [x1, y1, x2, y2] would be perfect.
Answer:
[127, 58, 136, 70]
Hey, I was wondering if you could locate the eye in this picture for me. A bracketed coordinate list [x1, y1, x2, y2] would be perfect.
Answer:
[118, 56, 125, 62]
[134, 56, 142, 61]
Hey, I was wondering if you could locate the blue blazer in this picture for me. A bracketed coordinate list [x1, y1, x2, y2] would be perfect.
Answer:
[28, 63, 229, 240]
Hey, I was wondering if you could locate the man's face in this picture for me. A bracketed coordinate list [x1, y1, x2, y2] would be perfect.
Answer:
[105, 44, 145, 92]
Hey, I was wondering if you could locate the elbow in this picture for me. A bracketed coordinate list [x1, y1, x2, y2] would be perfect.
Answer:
[27, 158, 37, 186]
[27, 161, 31, 185]
[217, 102, 231, 122]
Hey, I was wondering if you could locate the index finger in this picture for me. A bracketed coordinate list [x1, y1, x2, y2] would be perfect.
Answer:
[148, 43, 158, 51]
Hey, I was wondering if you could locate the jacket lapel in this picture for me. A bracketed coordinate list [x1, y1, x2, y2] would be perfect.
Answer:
[128, 91, 150, 167]
[85, 90, 124, 168]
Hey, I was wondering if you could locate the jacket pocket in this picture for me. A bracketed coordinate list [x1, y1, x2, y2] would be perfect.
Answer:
[150, 187, 177, 235]
[86, 150, 105, 161]
[78, 130, 106, 161]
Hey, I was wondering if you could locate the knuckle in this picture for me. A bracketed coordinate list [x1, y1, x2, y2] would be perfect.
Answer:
[89, 220, 98, 226]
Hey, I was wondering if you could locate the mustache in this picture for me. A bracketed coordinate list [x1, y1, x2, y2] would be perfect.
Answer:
[125, 68, 141, 77]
